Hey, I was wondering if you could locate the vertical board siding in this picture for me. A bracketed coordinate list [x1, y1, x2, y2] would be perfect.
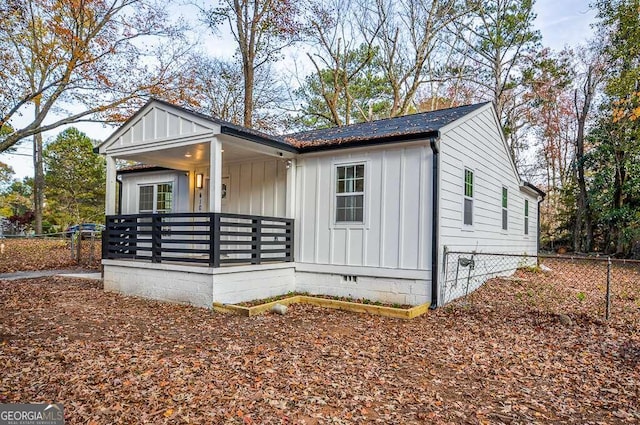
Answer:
[296, 145, 433, 270]
[223, 159, 286, 217]
[439, 107, 538, 255]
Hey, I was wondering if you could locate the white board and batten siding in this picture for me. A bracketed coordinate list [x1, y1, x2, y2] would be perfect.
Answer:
[120, 158, 286, 217]
[294, 144, 434, 306]
[107, 106, 215, 153]
[221, 159, 286, 217]
[438, 104, 539, 256]
[120, 170, 190, 215]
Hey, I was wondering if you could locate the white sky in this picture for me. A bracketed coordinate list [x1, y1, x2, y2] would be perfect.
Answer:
[1, 0, 598, 179]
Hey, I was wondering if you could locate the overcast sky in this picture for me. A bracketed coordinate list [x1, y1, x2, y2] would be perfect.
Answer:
[2, 0, 598, 179]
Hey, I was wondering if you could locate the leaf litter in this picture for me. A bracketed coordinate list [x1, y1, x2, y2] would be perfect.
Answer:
[0, 268, 638, 424]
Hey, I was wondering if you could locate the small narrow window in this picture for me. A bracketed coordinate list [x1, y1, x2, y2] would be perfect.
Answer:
[502, 187, 508, 230]
[463, 169, 473, 226]
[524, 199, 529, 235]
[336, 164, 365, 223]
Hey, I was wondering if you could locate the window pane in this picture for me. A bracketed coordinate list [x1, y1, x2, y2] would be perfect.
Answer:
[139, 186, 153, 212]
[336, 195, 364, 222]
[156, 183, 173, 212]
[336, 164, 365, 223]
[464, 169, 473, 198]
[525, 217, 529, 235]
[525, 199, 529, 217]
[502, 187, 508, 208]
[464, 198, 473, 225]
[502, 209, 508, 230]
[346, 166, 354, 179]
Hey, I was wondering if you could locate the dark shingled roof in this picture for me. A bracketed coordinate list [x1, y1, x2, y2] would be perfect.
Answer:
[284, 102, 490, 150]
[100, 98, 491, 155]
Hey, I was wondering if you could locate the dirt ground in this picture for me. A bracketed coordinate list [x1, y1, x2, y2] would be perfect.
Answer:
[0, 268, 638, 424]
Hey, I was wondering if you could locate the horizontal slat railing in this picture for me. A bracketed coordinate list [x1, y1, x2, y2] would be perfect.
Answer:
[103, 212, 294, 267]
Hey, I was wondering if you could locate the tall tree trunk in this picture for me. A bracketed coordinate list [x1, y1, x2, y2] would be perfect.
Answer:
[243, 63, 254, 127]
[33, 133, 44, 235]
[574, 65, 598, 252]
[33, 100, 44, 235]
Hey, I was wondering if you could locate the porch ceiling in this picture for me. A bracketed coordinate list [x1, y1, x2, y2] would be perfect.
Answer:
[115, 137, 288, 171]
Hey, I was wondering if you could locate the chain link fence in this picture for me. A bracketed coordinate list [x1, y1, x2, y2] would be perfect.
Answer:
[0, 233, 102, 271]
[442, 250, 640, 322]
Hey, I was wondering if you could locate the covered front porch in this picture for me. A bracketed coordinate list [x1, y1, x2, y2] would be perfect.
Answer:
[97, 99, 298, 269]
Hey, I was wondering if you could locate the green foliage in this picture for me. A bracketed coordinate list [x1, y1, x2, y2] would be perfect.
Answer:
[43, 128, 105, 230]
[0, 177, 33, 218]
[295, 44, 392, 129]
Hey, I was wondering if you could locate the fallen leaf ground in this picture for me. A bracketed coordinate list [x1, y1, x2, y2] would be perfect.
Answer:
[1, 264, 639, 424]
[0, 238, 100, 273]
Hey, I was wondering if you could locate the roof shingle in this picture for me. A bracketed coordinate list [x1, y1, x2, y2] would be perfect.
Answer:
[284, 102, 489, 149]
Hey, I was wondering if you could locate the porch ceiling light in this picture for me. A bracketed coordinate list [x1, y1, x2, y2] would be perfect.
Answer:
[184, 153, 192, 158]
[196, 173, 204, 189]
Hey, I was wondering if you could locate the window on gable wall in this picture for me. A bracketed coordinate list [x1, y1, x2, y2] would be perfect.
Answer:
[502, 187, 508, 230]
[336, 164, 365, 223]
[463, 169, 473, 226]
[524, 199, 529, 235]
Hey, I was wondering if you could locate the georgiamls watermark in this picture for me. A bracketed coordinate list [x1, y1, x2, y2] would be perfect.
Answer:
[0, 403, 64, 425]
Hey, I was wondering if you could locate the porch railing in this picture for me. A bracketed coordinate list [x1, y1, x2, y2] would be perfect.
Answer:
[102, 212, 294, 267]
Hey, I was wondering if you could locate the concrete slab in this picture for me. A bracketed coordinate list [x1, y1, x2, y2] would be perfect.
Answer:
[58, 272, 102, 280]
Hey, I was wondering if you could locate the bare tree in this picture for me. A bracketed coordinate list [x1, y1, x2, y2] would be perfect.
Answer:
[573, 46, 605, 252]
[452, 0, 540, 163]
[202, 0, 300, 127]
[366, 0, 468, 116]
[0, 0, 194, 232]
[190, 55, 287, 132]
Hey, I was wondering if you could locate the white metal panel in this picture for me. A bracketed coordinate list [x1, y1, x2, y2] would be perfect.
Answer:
[439, 106, 538, 255]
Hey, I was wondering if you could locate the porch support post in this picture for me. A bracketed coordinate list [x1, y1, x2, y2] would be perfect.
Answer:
[209, 136, 223, 213]
[105, 155, 117, 215]
[285, 158, 297, 218]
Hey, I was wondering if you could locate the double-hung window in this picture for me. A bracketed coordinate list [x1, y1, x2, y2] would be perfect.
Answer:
[463, 169, 473, 226]
[335, 164, 365, 223]
[524, 199, 529, 235]
[139, 183, 173, 213]
[502, 187, 508, 230]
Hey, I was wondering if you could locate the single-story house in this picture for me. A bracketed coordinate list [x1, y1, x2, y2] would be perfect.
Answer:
[95, 99, 544, 309]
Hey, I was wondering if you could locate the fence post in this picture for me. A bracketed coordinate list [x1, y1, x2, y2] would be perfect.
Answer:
[605, 256, 611, 320]
[209, 213, 220, 268]
[151, 215, 162, 263]
[251, 218, 261, 265]
[76, 225, 83, 265]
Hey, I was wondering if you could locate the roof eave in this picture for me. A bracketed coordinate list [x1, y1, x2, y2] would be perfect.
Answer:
[220, 126, 299, 154]
[521, 181, 546, 199]
[297, 130, 440, 153]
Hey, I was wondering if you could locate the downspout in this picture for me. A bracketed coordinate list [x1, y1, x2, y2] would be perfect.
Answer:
[429, 135, 441, 309]
[536, 195, 543, 254]
[117, 178, 123, 215]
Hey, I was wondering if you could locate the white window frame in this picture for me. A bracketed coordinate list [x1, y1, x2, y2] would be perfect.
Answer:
[138, 182, 173, 214]
[501, 186, 508, 231]
[334, 162, 366, 225]
[462, 167, 474, 229]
